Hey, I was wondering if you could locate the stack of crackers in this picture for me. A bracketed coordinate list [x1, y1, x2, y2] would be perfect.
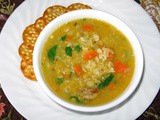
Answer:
[18, 3, 92, 81]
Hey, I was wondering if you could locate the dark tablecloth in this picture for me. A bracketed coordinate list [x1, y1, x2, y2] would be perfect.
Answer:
[0, 0, 159, 119]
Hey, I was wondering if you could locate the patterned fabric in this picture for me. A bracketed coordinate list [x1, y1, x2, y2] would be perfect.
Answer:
[0, 0, 159, 119]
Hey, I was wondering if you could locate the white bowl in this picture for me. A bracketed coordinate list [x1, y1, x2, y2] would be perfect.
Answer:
[33, 9, 144, 112]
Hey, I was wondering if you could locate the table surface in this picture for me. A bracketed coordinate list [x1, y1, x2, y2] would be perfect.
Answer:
[0, 0, 159, 120]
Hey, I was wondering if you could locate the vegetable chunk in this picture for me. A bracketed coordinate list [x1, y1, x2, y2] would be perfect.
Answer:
[83, 50, 98, 60]
[98, 74, 114, 89]
[48, 45, 58, 61]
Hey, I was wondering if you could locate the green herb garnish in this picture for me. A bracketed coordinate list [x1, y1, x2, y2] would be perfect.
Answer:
[48, 45, 58, 61]
[65, 46, 72, 56]
[98, 74, 114, 89]
[74, 45, 81, 52]
[56, 77, 63, 84]
[60, 35, 67, 41]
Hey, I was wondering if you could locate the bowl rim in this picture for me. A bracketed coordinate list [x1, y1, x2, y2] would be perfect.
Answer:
[33, 9, 144, 112]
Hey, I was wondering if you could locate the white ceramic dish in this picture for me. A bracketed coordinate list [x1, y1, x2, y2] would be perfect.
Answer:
[0, 0, 160, 119]
[33, 9, 144, 112]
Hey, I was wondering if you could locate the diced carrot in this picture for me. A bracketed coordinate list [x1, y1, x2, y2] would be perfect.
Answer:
[74, 65, 83, 76]
[83, 50, 98, 61]
[108, 83, 116, 90]
[67, 36, 72, 41]
[114, 61, 127, 73]
[108, 53, 114, 60]
[82, 24, 94, 31]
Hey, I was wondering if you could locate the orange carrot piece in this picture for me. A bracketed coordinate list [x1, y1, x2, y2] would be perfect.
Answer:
[74, 65, 83, 76]
[114, 61, 126, 73]
[67, 36, 72, 41]
[83, 50, 98, 61]
[108, 83, 116, 90]
[82, 24, 93, 31]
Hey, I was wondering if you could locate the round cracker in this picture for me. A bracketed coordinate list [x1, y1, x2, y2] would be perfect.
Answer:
[43, 5, 67, 24]
[19, 3, 91, 81]
[34, 17, 46, 33]
[21, 59, 36, 80]
[18, 43, 34, 60]
[22, 24, 39, 44]
[67, 3, 92, 12]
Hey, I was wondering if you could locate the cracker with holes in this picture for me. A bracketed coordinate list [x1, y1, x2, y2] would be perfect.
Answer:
[34, 17, 47, 33]
[21, 59, 36, 80]
[43, 5, 67, 24]
[18, 43, 34, 60]
[22, 24, 39, 45]
[67, 3, 92, 12]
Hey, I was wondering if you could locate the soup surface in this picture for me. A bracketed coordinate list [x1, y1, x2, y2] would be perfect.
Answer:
[41, 18, 135, 106]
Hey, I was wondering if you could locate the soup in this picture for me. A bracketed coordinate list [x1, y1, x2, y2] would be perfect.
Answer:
[41, 18, 135, 106]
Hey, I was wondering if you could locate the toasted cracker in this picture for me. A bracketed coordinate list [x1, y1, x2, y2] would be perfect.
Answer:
[67, 3, 92, 12]
[18, 43, 34, 60]
[43, 5, 67, 24]
[34, 17, 47, 33]
[21, 59, 36, 80]
[22, 24, 39, 45]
